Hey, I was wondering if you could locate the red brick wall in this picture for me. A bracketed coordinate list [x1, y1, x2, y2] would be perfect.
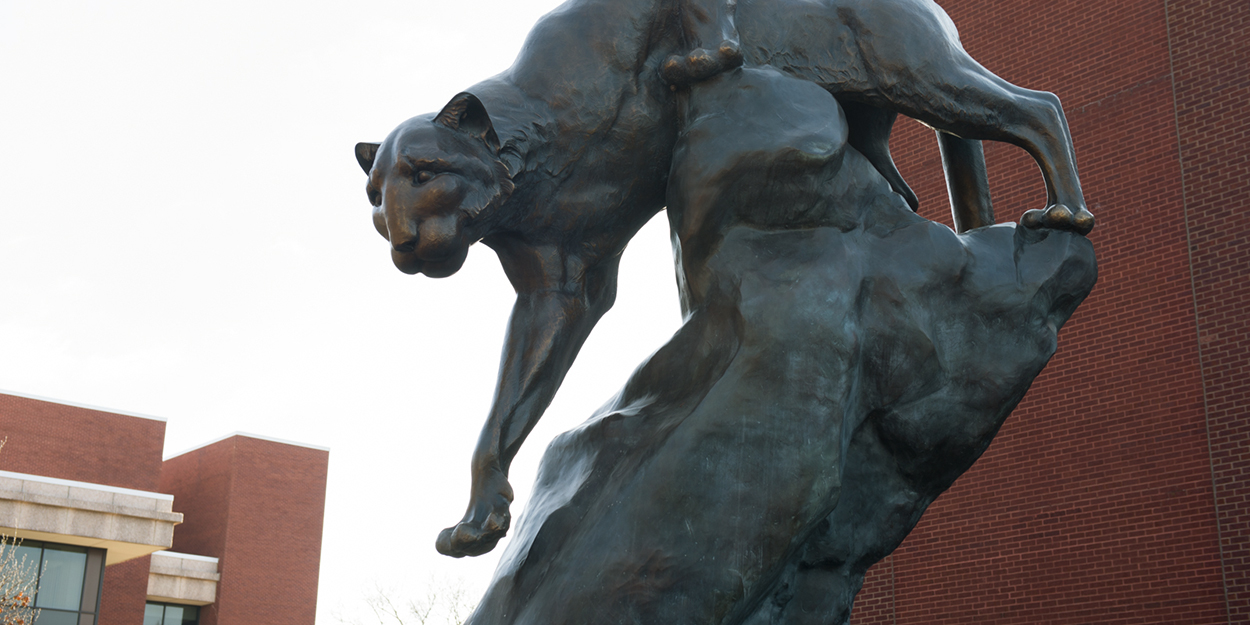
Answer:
[0, 393, 168, 625]
[0, 393, 330, 623]
[1168, 0, 1250, 621]
[158, 438, 234, 563]
[99, 557, 152, 625]
[0, 392, 165, 491]
[160, 436, 329, 625]
[849, 0, 1246, 622]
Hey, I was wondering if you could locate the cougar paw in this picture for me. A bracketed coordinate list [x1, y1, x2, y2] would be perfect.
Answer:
[435, 475, 514, 558]
[1021, 204, 1095, 235]
[661, 41, 744, 86]
[436, 503, 511, 558]
[717, 41, 744, 68]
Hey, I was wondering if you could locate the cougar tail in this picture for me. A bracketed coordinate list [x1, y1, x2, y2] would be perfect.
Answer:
[841, 101, 920, 212]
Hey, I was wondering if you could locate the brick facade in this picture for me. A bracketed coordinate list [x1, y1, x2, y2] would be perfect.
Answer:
[0, 393, 165, 491]
[100, 558, 154, 625]
[161, 436, 329, 625]
[1168, 0, 1250, 620]
[848, 1, 1248, 622]
[0, 393, 166, 625]
[0, 392, 328, 624]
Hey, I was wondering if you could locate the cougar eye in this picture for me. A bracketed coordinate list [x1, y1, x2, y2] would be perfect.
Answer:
[416, 170, 435, 184]
[366, 184, 381, 207]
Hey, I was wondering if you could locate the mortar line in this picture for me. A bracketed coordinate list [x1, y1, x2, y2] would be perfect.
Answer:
[1163, 0, 1230, 620]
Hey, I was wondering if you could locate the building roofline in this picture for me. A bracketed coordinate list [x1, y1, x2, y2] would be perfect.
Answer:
[165, 431, 330, 460]
[152, 551, 220, 563]
[0, 388, 168, 422]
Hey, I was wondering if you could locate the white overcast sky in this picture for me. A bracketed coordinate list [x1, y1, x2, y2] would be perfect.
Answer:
[0, 1, 684, 622]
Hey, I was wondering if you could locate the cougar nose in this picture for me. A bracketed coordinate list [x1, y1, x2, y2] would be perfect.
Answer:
[387, 212, 420, 254]
[393, 236, 418, 254]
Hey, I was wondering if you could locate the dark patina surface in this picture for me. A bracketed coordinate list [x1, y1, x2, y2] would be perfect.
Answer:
[356, 0, 1096, 621]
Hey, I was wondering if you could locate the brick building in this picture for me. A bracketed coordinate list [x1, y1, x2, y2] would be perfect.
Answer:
[849, 0, 1248, 623]
[0, 390, 329, 625]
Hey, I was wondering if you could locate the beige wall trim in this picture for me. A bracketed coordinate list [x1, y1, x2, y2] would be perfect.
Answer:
[0, 470, 182, 565]
[148, 551, 219, 606]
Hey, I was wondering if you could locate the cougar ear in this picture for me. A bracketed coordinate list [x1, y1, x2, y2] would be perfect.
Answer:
[434, 92, 501, 153]
[355, 142, 380, 174]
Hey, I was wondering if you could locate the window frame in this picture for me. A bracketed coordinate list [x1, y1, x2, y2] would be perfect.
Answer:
[4, 539, 105, 625]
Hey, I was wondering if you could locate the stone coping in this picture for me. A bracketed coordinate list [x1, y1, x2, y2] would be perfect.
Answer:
[0, 470, 178, 519]
[153, 551, 218, 563]
[0, 470, 182, 564]
[148, 551, 219, 606]
[150, 551, 221, 581]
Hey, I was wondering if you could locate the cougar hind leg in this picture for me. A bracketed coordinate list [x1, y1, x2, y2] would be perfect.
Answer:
[841, 100, 919, 212]
[890, 74, 1091, 233]
[836, 0, 1093, 234]
[936, 131, 994, 232]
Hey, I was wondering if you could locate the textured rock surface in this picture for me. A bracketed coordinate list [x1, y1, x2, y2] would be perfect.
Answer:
[468, 68, 1096, 625]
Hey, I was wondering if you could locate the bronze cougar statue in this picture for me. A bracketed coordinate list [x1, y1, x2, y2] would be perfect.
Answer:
[356, 0, 1094, 561]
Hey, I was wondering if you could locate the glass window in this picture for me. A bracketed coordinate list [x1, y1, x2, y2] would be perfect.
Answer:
[14, 543, 42, 574]
[3, 539, 103, 625]
[178, 606, 200, 625]
[1, 542, 40, 598]
[144, 603, 165, 625]
[164, 606, 185, 624]
[32, 609, 78, 625]
[36, 546, 86, 610]
[144, 603, 200, 625]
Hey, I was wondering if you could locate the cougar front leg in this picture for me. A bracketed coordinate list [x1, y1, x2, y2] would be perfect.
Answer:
[437, 244, 621, 558]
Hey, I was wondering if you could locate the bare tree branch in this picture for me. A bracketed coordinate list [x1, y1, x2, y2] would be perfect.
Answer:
[337, 577, 475, 625]
[0, 439, 41, 625]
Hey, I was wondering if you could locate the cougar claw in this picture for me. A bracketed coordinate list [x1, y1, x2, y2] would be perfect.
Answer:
[435, 470, 515, 558]
[662, 41, 745, 86]
[1022, 204, 1095, 236]
[436, 511, 510, 558]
